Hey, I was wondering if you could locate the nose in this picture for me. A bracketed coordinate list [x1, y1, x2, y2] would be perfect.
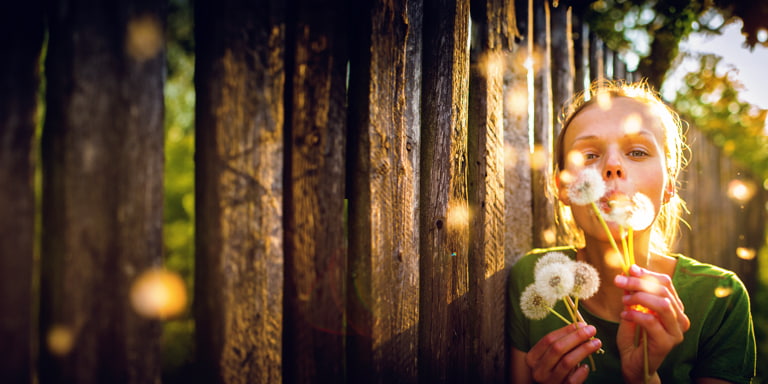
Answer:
[603, 150, 624, 180]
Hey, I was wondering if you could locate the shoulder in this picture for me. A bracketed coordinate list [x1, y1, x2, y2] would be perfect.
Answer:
[673, 254, 746, 290]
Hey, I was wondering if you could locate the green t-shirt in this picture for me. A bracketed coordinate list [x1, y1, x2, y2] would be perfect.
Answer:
[509, 246, 756, 383]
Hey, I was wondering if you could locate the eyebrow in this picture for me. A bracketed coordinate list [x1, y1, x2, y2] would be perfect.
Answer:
[571, 130, 656, 144]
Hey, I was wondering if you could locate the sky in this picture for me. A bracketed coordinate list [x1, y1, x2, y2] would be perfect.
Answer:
[664, 21, 768, 110]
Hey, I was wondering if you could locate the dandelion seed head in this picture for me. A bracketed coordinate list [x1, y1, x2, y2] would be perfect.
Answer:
[520, 284, 553, 320]
[567, 168, 606, 205]
[605, 195, 633, 226]
[571, 261, 600, 299]
[535, 262, 575, 302]
[627, 193, 655, 230]
[534, 252, 574, 276]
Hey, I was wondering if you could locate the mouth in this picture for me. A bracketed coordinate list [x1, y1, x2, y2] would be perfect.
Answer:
[598, 189, 631, 214]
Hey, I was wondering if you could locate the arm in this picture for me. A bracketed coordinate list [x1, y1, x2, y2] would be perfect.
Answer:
[510, 347, 532, 384]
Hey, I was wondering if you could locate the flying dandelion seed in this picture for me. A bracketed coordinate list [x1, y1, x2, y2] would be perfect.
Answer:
[506, 86, 528, 115]
[715, 286, 733, 298]
[727, 179, 756, 203]
[595, 90, 613, 111]
[47, 325, 75, 357]
[530, 145, 548, 171]
[130, 268, 187, 319]
[566, 150, 586, 169]
[622, 113, 643, 134]
[736, 247, 756, 260]
[542, 227, 557, 246]
[447, 202, 471, 231]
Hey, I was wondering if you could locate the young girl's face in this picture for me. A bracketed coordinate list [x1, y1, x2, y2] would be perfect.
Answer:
[560, 96, 670, 241]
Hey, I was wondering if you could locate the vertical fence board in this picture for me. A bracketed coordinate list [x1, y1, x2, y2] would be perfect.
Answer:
[0, 2, 43, 382]
[549, 3, 573, 138]
[676, 129, 764, 293]
[41, 1, 165, 382]
[588, 30, 604, 81]
[419, 0, 471, 381]
[531, 0, 555, 248]
[194, 1, 285, 382]
[283, 0, 348, 382]
[468, 0, 517, 381]
[347, 0, 421, 382]
[572, 11, 587, 95]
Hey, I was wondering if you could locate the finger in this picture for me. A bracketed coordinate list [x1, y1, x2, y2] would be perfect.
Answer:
[528, 324, 599, 382]
[623, 291, 690, 334]
[527, 323, 585, 364]
[630, 265, 685, 310]
[566, 364, 591, 384]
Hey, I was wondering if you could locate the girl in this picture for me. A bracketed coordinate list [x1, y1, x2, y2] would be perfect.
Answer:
[509, 80, 756, 383]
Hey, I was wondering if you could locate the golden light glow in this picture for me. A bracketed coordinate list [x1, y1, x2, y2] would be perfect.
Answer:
[595, 89, 613, 111]
[714, 286, 733, 298]
[727, 179, 756, 203]
[130, 268, 187, 319]
[541, 226, 557, 246]
[736, 247, 756, 260]
[47, 325, 75, 356]
[447, 202, 471, 231]
[126, 14, 163, 62]
[622, 113, 643, 135]
[530, 145, 548, 171]
[565, 150, 585, 170]
[504, 143, 518, 171]
[505, 85, 528, 115]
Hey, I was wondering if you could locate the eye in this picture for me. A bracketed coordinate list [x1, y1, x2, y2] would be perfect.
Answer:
[584, 152, 599, 160]
[628, 149, 648, 158]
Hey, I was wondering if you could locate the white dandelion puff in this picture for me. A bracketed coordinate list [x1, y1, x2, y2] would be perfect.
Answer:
[627, 193, 655, 231]
[534, 252, 574, 276]
[605, 194, 633, 225]
[520, 284, 553, 320]
[534, 262, 575, 302]
[567, 168, 606, 205]
[571, 261, 600, 299]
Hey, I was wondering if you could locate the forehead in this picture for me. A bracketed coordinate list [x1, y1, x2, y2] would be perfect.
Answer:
[563, 96, 666, 143]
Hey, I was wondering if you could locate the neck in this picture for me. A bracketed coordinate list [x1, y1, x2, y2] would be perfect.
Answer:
[577, 230, 653, 321]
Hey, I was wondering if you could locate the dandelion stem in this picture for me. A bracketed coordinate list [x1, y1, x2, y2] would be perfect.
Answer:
[628, 227, 635, 267]
[548, 308, 572, 325]
[590, 202, 623, 262]
[621, 226, 630, 274]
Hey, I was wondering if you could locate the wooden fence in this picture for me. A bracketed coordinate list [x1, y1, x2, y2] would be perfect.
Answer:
[1, 0, 764, 383]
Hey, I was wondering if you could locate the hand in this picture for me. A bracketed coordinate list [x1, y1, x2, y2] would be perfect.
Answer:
[526, 322, 603, 383]
[614, 264, 690, 383]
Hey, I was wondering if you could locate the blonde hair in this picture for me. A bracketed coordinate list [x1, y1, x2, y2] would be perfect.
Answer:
[551, 79, 689, 254]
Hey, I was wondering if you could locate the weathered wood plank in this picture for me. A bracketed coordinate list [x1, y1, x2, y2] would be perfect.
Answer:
[282, 0, 348, 382]
[40, 1, 166, 382]
[531, 0, 556, 248]
[550, 2, 573, 138]
[0, 2, 43, 382]
[194, 1, 285, 382]
[588, 30, 604, 81]
[419, 0, 471, 381]
[347, 0, 421, 382]
[468, 0, 516, 381]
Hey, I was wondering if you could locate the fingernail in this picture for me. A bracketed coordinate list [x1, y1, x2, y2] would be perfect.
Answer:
[586, 325, 596, 335]
[591, 339, 602, 348]
[615, 275, 627, 285]
[630, 264, 640, 274]
[622, 294, 630, 303]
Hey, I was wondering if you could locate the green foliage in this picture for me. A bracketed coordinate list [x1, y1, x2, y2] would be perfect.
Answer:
[670, 54, 768, 180]
[162, 0, 195, 380]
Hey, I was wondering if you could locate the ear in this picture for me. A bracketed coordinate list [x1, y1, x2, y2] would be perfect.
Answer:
[663, 182, 675, 204]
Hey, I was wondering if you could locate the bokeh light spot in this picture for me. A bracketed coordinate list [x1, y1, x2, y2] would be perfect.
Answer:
[47, 325, 75, 357]
[126, 14, 163, 62]
[714, 286, 733, 298]
[736, 247, 756, 260]
[727, 179, 756, 203]
[130, 268, 187, 319]
[530, 145, 548, 171]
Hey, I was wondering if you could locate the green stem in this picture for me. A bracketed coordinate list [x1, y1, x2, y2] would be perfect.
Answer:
[590, 202, 623, 263]
[548, 308, 572, 325]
